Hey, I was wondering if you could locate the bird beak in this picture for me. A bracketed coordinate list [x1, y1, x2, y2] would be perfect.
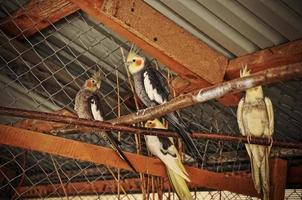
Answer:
[96, 82, 101, 89]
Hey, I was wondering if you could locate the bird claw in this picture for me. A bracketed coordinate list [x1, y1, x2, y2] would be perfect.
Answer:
[247, 135, 252, 144]
[267, 136, 273, 147]
[136, 109, 146, 116]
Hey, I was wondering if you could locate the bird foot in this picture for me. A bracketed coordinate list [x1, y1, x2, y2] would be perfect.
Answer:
[267, 136, 273, 147]
[136, 109, 146, 116]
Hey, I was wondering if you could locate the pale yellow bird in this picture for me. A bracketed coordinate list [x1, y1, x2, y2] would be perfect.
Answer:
[237, 66, 274, 200]
[145, 119, 193, 200]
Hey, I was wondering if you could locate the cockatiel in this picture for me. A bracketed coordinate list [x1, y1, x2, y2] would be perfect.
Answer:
[237, 66, 274, 200]
[126, 51, 203, 165]
[74, 71, 137, 172]
[145, 119, 193, 200]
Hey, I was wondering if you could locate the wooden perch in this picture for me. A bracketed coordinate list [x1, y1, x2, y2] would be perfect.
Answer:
[110, 63, 302, 125]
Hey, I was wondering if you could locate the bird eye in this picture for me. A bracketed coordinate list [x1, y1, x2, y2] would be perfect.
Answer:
[132, 59, 136, 62]
[92, 80, 96, 84]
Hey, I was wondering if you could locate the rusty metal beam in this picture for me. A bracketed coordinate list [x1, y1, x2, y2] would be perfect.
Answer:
[1, 106, 302, 149]
[270, 159, 288, 200]
[0, 0, 79, 37]
[0, 124, 260, 197]
[226, 39, 302, 80]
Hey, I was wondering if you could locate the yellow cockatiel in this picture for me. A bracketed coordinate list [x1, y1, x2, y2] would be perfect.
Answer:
[237, 66, 274, 200]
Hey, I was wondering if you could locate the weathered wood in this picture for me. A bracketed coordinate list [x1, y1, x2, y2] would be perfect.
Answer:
[16, 178, 144, 198]
[269, 159, 288, 200]
[0, 0, 79, 37]
[226, 39, 302, 79]
[0, 125, 260, 197]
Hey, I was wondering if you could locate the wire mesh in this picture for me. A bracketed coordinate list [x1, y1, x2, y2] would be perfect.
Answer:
[0, 0, 301, 199]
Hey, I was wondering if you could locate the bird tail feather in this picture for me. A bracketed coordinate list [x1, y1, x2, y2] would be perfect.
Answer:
[158, 147, 190, 182]
[260, 147, 270, 200]
[100, 131, 137, 172]
[167, 166, 193, 200]
[165, 113, 203, 165]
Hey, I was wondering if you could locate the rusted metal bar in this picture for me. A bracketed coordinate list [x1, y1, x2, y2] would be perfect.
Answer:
[0, 106, 302, 149]
[0, 125, 260, 197]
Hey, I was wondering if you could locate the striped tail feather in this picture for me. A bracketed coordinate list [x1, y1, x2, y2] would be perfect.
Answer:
[165, 112, 204, 165]
[100, 131, 137, 172]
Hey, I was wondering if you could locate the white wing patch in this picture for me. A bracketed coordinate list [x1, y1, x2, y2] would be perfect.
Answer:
[143, 71, 165, 104]
[91, 101, 104, 121]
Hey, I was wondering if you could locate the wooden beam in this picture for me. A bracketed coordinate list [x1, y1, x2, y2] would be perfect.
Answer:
[287, 166, 302, 185]
[0, 125, 260, 197]
[67, 0, 240, 106]
[14, 165, 302, 198]
[226, 39, 302, 80]
[16, 178, 144, 198]
[173, 39, 302, 102]
[270, 159, 288, 200]
[0, 0, 79, 37]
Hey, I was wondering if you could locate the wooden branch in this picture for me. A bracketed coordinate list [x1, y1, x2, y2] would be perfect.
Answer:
[0, 0, 79, 37]
[1, 107, 302, 149]
[0, 125, 260, 197]
[226, 39, 302, 80]
[111, 63, 302, 125]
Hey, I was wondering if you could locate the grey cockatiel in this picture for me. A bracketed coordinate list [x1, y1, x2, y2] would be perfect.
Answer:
[74, 71, 137, 172]
[237, 66, 274, 200]
[126, 50, 203, 165]
[145, 119, 193, 200]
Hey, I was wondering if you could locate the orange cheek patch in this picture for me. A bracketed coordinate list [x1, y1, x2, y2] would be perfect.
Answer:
[149, 123, 156, 128]
[135, 59, 142, 66]
[86, 80, 93, 88]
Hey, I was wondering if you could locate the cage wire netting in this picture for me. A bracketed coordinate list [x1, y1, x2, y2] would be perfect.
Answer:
[0, 0, 301, 199]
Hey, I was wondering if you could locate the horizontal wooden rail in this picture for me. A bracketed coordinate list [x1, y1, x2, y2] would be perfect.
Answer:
[0, 125, 260, 197]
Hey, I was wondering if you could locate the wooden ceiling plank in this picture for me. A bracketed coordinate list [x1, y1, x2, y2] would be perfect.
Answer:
[0, 0, 79, 37]
[0, 125, 260, 197]
[226, 39, 302, 79]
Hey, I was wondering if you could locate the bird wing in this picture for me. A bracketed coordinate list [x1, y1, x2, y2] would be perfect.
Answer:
[142, 67, 203, 164]
[237, 97, 264, 194]
[89, 94, 137, 172]
[264, 97, 274, 137]
[143, 67, 169, 104]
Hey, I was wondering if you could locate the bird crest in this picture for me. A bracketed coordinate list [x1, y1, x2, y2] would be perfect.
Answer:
[91, 70, 102, 83]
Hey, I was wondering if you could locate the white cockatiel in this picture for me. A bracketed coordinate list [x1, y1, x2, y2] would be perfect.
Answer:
[237, 66, 274, 200]
[145, 119, 193, 200]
